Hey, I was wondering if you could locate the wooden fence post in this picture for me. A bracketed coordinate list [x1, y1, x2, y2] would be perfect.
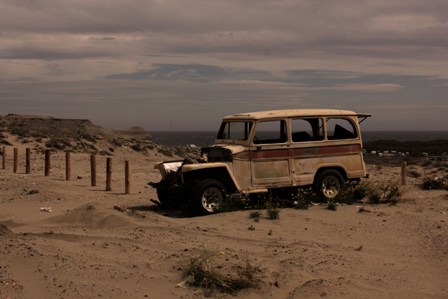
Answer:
[13, 148, 18, 173]
[90, 154, 96, 187]
[65, 151, 71, 181]
[45, 149, 51, 176]
[2, 146, 5, 169]
[106, 157, 112, 191]
[26, 148, 31, 174]
[401, 160, 407, 186]
[125, 160, 130, 194]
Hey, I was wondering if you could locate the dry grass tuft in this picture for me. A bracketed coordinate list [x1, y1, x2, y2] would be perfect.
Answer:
[182, 253, 262, 296]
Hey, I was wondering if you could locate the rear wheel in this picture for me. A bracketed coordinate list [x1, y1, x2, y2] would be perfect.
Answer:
[192, 179, 227, 215]
[314, 169, 345, 201]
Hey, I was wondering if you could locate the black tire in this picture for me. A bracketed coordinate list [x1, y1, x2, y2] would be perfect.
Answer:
[313, 169, 345, 201]
[192, 179, 227, 215]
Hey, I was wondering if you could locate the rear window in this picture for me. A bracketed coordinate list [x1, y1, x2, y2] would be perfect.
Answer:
[291, 118, 324, 142]
[326, 118, 358, 140]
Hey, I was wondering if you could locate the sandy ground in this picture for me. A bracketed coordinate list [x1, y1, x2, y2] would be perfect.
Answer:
[1, 145, 447, 298]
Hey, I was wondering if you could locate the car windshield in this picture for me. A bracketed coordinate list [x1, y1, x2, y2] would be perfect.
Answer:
[217, 121, 253, 141]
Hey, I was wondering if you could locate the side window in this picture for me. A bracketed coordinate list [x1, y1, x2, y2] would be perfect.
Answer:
[253, 120, 287, 144]
[327, 118, 357, 140]
[291, 118, 324, 142]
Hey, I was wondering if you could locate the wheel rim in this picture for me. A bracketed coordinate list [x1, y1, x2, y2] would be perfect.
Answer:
[322, 175, 341, 199]
[201, 187, 223, 212]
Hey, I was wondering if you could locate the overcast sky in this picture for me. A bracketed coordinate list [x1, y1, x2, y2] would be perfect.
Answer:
[0, 0, 447, 131]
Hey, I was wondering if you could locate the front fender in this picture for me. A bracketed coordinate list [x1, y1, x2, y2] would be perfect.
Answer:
[181, 162, 241, 193]
[182, 162, 229, 172]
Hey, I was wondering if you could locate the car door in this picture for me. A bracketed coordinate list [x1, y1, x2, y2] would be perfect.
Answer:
[250, 119, 292, 188]
[290, 117, 325, 185]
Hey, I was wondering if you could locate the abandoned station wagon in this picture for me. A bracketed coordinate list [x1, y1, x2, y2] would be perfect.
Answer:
[151, 109, 371, 214]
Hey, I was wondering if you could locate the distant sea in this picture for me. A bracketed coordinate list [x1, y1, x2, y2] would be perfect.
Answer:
[151, 131, 448, 148]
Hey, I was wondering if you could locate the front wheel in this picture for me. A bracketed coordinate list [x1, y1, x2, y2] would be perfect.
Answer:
[192, 179, 227, 215]
[313, 169, 345, 201]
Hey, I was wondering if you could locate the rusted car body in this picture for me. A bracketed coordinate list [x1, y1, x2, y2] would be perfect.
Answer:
[151, 109, 371, 214]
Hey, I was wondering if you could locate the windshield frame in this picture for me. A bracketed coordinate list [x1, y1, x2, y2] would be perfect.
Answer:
[216, 120, 254, 144]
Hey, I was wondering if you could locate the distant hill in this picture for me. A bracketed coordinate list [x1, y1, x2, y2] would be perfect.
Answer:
[0, 114, 153, 154]
[0, 114, 199, 159]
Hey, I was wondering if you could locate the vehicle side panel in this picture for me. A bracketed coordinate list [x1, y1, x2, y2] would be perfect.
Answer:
[249, 144, 292, 187]
[231, 160, 252, 190]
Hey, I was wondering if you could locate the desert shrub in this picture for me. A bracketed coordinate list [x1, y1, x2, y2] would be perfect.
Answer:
[408, 170, 421, 178]
[382, 184, 401, 205]
[335, 184, 363, 204]
[82, 134, 97, 142]
[368, 188, 382, 204]
[266, 207, 280, 219]
[0, 139, 12, 146]
[327, 200, 337, 211]
[265, 194, 280, 219]
[215, 194, 247, 213]
[131, 143, 143, 152]
[182, 254, 261, 296]
[294, 196, 309, 210]
[249, 211, 261, 221]
[8, 127, 28, 137]
[45, 138, 71, 151]
[157, 147, 173, 157]
[353, 184, 370, 201]
[421, 176, 448, 190]
[364, 182, 402, 204]
[293, 188, 315, 209]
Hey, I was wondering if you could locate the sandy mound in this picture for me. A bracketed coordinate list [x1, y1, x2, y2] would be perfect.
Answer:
[47, 203, 136, 229]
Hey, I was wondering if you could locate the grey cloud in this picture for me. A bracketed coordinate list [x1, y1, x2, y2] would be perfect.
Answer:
[106, 64, 270, 82]
[0, 47, 107, 60]
[1, 0, 447, 63]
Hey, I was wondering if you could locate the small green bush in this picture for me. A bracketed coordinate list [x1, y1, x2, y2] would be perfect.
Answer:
[249, 211, 260, 222]
[382, 184, 401, 205]
[363, 182, 402, 205]
[327, 200, 337, 211]
[249, 211, 261, 219]
[294, 188, 314, 209]
[266, 207, 280, 220]
[368, 188, 382, 204]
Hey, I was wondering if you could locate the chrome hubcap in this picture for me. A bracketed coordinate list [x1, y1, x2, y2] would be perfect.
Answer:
[201, 187, 223, 212]
[322, 176, 340, 199]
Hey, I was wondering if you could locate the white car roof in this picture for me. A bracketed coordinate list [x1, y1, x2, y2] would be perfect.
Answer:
[223, 109, 371, 120]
